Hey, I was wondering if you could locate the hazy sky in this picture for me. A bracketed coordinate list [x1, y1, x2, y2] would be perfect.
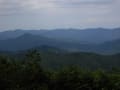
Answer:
[0, 0, 120, 30]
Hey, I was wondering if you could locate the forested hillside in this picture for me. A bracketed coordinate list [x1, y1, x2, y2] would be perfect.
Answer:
[1, 50, 120, 70]
[0, 50, 120, 90]
[40, 52, 120, 70]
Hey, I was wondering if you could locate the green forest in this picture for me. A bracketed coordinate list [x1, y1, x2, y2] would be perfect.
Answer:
[0, 50, 120, 90]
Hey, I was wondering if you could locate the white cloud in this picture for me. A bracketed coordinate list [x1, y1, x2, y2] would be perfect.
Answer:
[0, 0, 116, 14]
[0, 0, 56, 15]
[0, 0, 120, 30]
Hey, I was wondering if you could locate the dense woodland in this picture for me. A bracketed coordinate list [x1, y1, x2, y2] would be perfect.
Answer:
[0, 50, 120, 90]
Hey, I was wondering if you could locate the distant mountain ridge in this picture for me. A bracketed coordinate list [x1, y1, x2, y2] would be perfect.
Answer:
[0, 28, 120, 43]
[0, 33, 81, 51]
[0, 28, 120, 54]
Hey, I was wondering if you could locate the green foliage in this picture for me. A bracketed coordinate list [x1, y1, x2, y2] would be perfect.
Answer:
[0, 50, 50, 89]
[40, 52, 120, 70]
[0, 51, 120, 90]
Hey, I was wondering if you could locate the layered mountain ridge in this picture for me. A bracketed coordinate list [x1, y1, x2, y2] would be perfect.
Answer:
[0, 28, 120, 54]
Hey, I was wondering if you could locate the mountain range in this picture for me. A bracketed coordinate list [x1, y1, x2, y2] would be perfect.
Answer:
[0, 28, 120, 54]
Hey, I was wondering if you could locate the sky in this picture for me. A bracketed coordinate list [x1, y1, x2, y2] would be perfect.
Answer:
[0, 0, 120, 31]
